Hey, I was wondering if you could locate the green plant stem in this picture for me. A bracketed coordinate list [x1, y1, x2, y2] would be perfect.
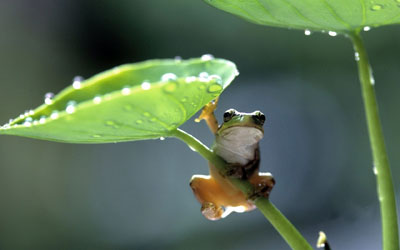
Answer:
[170, 128, 313, 250]
[349, 31, 399, 250]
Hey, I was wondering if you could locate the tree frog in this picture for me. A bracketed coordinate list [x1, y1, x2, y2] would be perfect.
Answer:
[190, 99, 275, 220]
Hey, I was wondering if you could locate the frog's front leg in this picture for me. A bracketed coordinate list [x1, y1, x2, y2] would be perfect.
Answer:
[195, 97, 219, 134]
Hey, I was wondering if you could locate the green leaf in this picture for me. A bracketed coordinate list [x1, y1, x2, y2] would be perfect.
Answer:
[204, 0, 400, 33]
[0, 56, 238, 143]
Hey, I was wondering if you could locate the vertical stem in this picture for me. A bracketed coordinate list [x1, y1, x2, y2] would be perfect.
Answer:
[349, 31, 399, 250]
[170, 128, 313, 250]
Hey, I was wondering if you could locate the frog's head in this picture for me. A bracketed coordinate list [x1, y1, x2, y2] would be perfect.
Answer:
[216, 109, 265, 145]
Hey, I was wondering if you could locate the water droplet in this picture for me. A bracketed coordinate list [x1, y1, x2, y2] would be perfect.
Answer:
[159, 137, 165, 141]
[207, 83, 223, 93]
[161, 73, 177, 82]
[50, 111, 59, 119]
[23, 120, 32, 127]
[201, 54, 214, 61]
[66, 101, 77, 114]
[33, 120, 39, 125]
[19, 114, 25, 119]
[185, 76, 197, 83]
[121, 86, 131, 95]
[72, 76, 83, 89]
[150, 117, 157, 122]
[373, 165, 378, 175]
[93, 96, 102, 104]
[369, 67, 375, 85]
[199, 72, 209, 79]
[363, 26, 371, 31]
[143, 112, 151, 117]
[174, 56, 182, 61]
[304, 29, 311, 36]
[371, 4, 383, 10]
[354, 52, 360, 61]
[44, 92, 54, 105]
[105, 120, 119, 129]
[92, 134, 102, 138]
[328, 31, 337, 37]
[163, 82, 178, 93]
[136, 120, 143, 124]
[25, 117, 33, 122]
[28, 110, 34, 115]
[181, 97, 188, 103]
[209, 75, 222, 83]
[139, 81, 150, 90]
[39, 116, 46, 124]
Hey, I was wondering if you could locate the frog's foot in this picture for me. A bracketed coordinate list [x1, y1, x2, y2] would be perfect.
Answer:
[249, 172, 275, 199]
[201, 202, 224, 220]
[195, 97, 219, 134]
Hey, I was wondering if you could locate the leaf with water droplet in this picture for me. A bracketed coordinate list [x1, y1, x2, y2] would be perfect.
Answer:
[0, 57, 237, 143]
[204, 0, 400, 33]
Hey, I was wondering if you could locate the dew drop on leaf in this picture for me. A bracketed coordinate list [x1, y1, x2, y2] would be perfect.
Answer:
[159, 137, 165, 141]
[371, 4, 383, 11]
[92, 134, 102, 138]
[136, 120, 143, 124]
[105, 120, 119, 129]
[328, 31, 337, 36]
[201, 54, 214, 61]
[72, 76, 83, 89]
[143, 112, 151, 117]
[304, 29, 311, 36]
[121, 87, 131, 95]
[44, 92, 54, 105]
[207, 83, 223, 93]
[50, 111, 59, 119]
[163, 82, 178, 93]
[161, 73, 177, 82]
[39, 116, 46, 124]
[141, 81, 151, 90]
[363, 26, 371, 31]
[93, 96, 102, 104]
[185, 76, 197, 83]
[66, 101, 77, 114]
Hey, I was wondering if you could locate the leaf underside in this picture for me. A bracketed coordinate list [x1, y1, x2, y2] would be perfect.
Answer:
[0, 57, 238, 143]
[204, 0, 400, 33]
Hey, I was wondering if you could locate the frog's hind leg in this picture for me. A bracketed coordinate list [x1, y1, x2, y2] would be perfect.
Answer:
[190, 175, 224, 220]
[195, 97, 219, 134]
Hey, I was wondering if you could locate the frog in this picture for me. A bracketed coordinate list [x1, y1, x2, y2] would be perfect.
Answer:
[190, 98, 275, 220]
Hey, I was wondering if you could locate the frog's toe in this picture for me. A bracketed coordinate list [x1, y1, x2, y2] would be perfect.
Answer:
[201, 202, 224, 221]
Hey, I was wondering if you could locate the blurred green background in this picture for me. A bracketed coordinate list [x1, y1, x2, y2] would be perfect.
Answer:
[0, 1, 399, 249]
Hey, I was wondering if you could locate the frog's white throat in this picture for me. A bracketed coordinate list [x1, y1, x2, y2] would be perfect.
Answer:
[214, 126, 263, 165]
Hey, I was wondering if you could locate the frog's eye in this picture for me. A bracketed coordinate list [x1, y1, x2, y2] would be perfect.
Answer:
[252, 111, 266, 125]
[223, 109, 237, 122]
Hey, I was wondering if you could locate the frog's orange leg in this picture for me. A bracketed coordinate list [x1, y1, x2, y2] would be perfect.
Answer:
[190, 174, 255, 220]
[190, 175, 224, 220]
[195, 97, 219, 134]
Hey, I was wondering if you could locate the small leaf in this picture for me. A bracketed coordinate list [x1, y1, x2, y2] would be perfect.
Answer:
[0, 57, 238, 143]
[204, 0, 400, 33]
